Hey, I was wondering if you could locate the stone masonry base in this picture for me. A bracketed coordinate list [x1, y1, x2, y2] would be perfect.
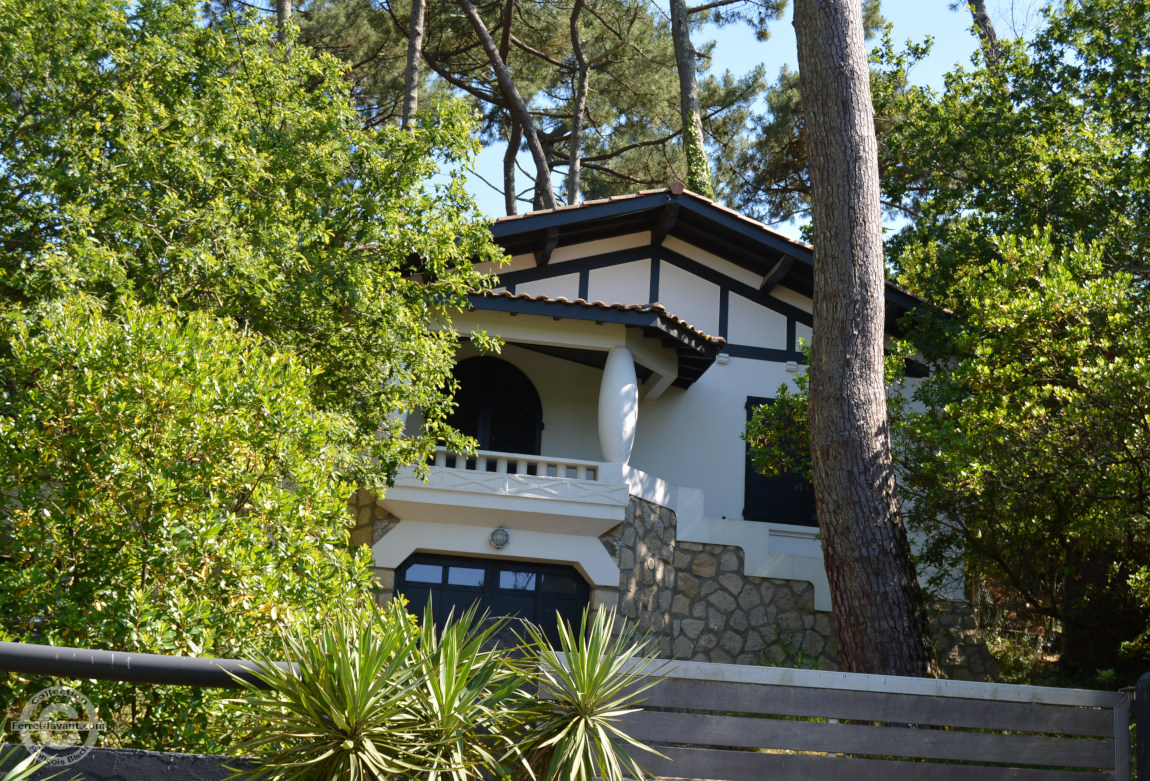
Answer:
[363, 490, 999, 680]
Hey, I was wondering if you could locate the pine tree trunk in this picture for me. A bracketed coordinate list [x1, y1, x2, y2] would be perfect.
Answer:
[457, 0, 556, 211]
[567, 0, 589, 205]
[276, 0, 291, 43]
[504, 120, 522, 216]
[967, 0, 1001, 68]
[401, 0, 426, 129]
[793, 0, 935, 677]
[669, 0, 713, 197]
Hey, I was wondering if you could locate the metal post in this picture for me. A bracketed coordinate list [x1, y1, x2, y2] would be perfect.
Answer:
[1138, 672, 1150, 781]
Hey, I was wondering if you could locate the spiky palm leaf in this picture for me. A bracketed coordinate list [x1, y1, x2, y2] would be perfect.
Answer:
[227, 602, 430, 780]
[1, 719, 71, 781]
[514, 609, 668, 781]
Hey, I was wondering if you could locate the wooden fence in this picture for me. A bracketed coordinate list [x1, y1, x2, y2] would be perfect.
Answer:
[2, 642, 1141, 780]
[617, 659, 1132, 781]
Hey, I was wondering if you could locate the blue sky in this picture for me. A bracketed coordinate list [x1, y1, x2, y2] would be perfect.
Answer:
[461, 0, 1044, 235]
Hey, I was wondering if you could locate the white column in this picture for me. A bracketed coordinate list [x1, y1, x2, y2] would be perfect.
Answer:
[598, 346, 638, 464]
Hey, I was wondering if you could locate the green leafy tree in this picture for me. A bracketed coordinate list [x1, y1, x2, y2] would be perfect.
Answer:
[0, 0, 503, 747]
[898, 234, 1150, 673]
[885, 0, 1150, 303]
[0, 297, 378, 749]
[1, 0, 500, 487]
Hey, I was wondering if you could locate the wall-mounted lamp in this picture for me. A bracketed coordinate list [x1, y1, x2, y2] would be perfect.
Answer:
[489, 527, 511, 549]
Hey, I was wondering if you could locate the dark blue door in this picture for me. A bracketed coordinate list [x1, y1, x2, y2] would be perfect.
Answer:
[395, 554, 590, 645]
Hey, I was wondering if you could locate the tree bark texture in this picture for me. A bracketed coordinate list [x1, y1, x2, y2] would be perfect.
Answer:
[504, 119, 523, 216]
[967, 0, 1001, 68]
[276, 0, 291, 42]
[534, 128, 561, 211]
[457, 0, 556, 212]
[401, 0, 426, 129]
[669, 0, 713, 197]
[793, 0, 935, 677]
[567, 0, 590, 205]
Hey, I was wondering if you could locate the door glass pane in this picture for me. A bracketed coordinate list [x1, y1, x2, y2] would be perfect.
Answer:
[540, 573, 579, 594]
[447, 566, 485, 587]
[499, 571, 536, 591]
[405, 564, 443, 584]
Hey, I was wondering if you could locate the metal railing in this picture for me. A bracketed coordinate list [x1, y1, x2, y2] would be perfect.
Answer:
[0, 641, 291, 689]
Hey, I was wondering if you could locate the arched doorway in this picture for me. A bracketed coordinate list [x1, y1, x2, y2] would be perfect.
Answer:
[447, 357, 543, 456]
[395, 554, 591, 646]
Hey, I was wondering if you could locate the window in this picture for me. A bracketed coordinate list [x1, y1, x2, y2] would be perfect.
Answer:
[743, 396, 817, 527]
[447, 357, 543, 456]
[395, 554, 590, 646]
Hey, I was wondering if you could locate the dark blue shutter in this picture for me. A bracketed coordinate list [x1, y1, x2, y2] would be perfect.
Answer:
[743, 396, 818, 527]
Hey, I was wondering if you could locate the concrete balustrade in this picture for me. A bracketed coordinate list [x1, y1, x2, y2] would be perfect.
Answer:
[434, 447, 600, 482]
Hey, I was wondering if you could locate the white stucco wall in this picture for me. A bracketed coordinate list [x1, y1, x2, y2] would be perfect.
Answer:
[470, 242, 810, 522]
[588, 260, 650, 305]
[630, 355, 799, 521]
[517, 272, 579, 300]
[549, 232, 649, 265]
[729, 292, 788, 349]
[661, 236, 762, 289]
[656, 262, 720, 336]
[769, 285, 813, 313]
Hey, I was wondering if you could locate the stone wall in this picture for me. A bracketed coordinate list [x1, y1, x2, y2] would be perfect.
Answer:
[601, 496, 1000, 680]
[601, 496, 839, 669]
[929, 600, 1002, 681]
[348, 488, 399, 605]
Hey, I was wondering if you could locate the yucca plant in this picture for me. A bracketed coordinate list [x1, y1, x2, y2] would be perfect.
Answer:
[512, 609, 668, 781]
[226, 602, 667, 781]
[1, 743, 43, 781]
[227, 601, 430, 780]
[402, 604, 524, 781]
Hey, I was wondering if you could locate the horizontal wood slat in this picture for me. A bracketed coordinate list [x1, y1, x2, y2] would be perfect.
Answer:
[638, 746, 1110, 781]
[639, 678, 1114, 737]
[618, 711, 1114, 769]
[647, 658, 1121, 708]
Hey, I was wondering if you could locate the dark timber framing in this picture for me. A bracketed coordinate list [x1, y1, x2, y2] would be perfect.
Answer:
[490, 188, 928, 336]
[495, 244, 811, 364]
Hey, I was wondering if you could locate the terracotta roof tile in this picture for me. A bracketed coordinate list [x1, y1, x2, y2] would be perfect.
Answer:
[475, 289, 727, 348]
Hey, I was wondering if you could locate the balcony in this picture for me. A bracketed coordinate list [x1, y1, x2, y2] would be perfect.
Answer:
[381, 447, 629, 537]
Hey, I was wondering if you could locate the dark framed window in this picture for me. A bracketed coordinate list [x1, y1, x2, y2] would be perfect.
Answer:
[395, 554, 590, 646]
[743, 396, 817, 527]
[447, 357, 543, 456]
